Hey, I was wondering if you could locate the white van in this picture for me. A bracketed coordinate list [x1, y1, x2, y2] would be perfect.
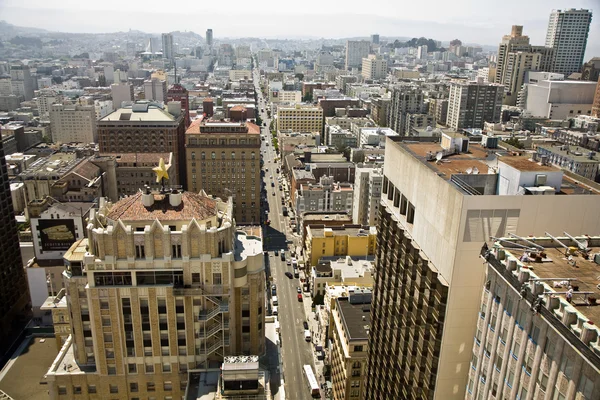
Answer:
[272, 296, 278, 306]
[272, 306, 278, 315]
[304, 330, 311, 341]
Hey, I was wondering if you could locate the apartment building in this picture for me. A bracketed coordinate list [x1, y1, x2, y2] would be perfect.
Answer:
[361, 55, 387, 80]
[277, 105, 323, 133]
[295, 175, 354, 220]
[495, 26, 534, 84]
[110, 83, 134, 110]
[468, 235, 600, 400]
[305, 225, 376, 267]
[310, 256, 373, 297]
[387, 85, 425, 136]
[545, 9, 592, 77]
[49, 104, 98, 144]
[10, 64, 34, 101]
[536, 146, 599, 182]
[446, 80, 503, 130]
[330, 296, 371, 400]
[91, 152, 174, 200]
[143, 78, 167, 102]
[185, 119, 261, 224]
[345, 41, 371, 70]
[364, 135, 600, 400]
[97, 101, 186, 186]
[45, 190, 265, 399]
[352, 164, 382, 226]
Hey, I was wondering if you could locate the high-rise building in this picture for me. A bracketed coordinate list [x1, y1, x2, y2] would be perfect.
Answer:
[352, 165, 383, 226]
[44, 189, 266, 399]
[206, 29, 213, 47]
[387, 85, 425, 136]
[364, 135, 600, 400]
[545, 9, 592, 77]
[593, 77, 600, 118]
[446, 80, 503, 130]
[10, 64, 34, 101]
[185, 119, 261, 224]
[495, 26, 532, 84]
[345, 41, 371, 70]
[417, 45, 428, 60]
[161, 33, 174, 60]
[110, 83, 134, 110]
[277, 105, 324, 133]
[143, 78, 167, 102]
[495, 26, 555, 106]
[49, 104, 98, 144]
[361, 55, 387, 80]
[35, 92, 60, 116]
[167, 84, 190, 128]
[97, 101, 186, 187]
[0, 140, 30, 359]
[370, 34, 380, 45]
[468, 234, 600, 400]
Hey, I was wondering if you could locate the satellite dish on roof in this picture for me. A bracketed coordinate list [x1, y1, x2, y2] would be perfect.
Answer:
[473, 167, 479, 175]
[466, 167, 473, 174]
[435, 152, 443, 164]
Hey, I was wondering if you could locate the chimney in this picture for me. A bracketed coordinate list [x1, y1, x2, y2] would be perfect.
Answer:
[169, 189, 182, 207]
[142, 185, 154, 207]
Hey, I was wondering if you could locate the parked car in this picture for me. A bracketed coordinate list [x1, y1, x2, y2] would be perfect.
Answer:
[303, 321, 309, 330]
[297, 286, 302, 293]
[274, 250, 279, 256]
[285, 272, 293, 279]
[272, 306, 278, 315]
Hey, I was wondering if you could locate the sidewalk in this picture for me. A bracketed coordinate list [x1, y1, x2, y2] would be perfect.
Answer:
[264, 318, 285, 400]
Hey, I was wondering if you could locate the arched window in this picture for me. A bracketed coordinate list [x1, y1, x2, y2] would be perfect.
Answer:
[231, 152, 236, 159]
[211, 152, 216, 159]
[201, 152, 206, 160]
[191, 152, 196, 160]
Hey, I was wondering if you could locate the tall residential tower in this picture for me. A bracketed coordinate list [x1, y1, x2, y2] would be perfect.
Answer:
[545, 9, 592, 77]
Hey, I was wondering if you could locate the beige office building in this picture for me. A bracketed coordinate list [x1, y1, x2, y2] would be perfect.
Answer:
[277, 105, 323, 133]
[364, 135, 600, 400]
[49, 104, 98, 144]
[185, 119, 261, 224]
[45, 190, 266, 399]
[361, 55, 387, 80]
[97, 102, 186, 186]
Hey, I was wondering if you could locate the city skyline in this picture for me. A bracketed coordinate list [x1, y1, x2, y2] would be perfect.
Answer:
[0, 1, 599, 59]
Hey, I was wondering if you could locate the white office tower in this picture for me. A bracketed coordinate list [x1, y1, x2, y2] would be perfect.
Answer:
[545, 9, 592, 77]
[345, 40, 371, 70]
[10, 65, 34, 101]
[161, 33, 174, 60]
[110, 83, 134, 110]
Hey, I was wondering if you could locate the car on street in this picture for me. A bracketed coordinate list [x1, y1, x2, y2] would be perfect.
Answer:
[296, 286, 302, 293]
[304, 330, 311, 341]
[271, 284, 276, 294]
[297, 294, 303, 302]
[285, 272, 293, 279]
[274, 250, 279, 256]
[272, 306, 278, 315]
[286, 260, 291, 266]
[272, 192, 275, 196]
[303, 321, 309, 330]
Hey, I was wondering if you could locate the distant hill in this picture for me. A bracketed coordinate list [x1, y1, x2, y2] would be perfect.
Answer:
[0, 20, 48, 37]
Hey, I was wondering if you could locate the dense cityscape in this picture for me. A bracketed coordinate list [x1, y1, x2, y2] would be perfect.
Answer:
[0, 4, 598, 400]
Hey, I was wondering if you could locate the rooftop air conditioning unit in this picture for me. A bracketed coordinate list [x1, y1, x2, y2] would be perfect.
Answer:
[535, 174, 547, 186]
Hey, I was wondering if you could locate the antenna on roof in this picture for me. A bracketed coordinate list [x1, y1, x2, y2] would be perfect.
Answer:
[435, 152, 443, 164]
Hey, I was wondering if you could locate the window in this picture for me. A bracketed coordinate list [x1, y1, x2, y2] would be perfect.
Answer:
[145, 364, 154, 373]
[553, 390, 566, 400]
[88, 385, 96, 394]
[519, 387, 528, 399]
[100, 300, 109, 309]
[353, 345, 363, 352]
[480, 303, 486, 319]
[109, 384, 118, 394]
[471, 353, 478, 369]
[531, 325, 540, 343]
[147, 382, 156, 392]
[130, 383, 139, 392]
[73, 386, 82, 394]
[213, 273, 222, 285]
[507, 370, 514, 388]
[128, 363, 137, 373]
[494, 353, 503, 371]
[164, 381, 173, 391]
[559, 354, 573, 379]
[58, 386, 67, 395]
[538, 371, 548, 392]
[577, 375, 594, 399]
[163, 363, 171, 372]
[107, 365, 116, 375]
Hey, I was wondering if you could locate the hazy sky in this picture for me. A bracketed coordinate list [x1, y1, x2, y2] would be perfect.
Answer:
[1, 0, 599, 58]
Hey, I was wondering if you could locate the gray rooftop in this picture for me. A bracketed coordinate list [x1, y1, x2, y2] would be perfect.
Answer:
[336, 298, 371, 341]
